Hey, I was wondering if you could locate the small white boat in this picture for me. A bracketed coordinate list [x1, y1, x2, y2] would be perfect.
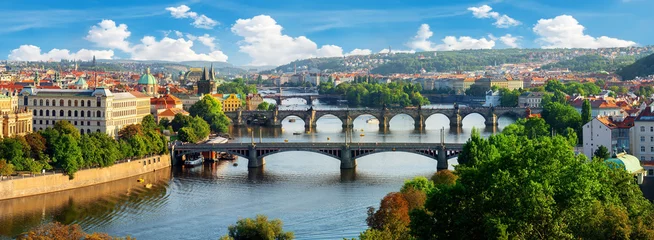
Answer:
[289, 118, 296, 123]
[366, 118, 379, 124]
[184, 156, 204, 167]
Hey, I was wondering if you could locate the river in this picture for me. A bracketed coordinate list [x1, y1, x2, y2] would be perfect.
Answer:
[0, 99, 515, 240]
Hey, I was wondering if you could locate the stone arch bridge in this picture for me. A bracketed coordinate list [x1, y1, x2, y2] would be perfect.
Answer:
[174, 142, 465, 170]
[225, 107, 540, 131]
[262, 94, 344, 106]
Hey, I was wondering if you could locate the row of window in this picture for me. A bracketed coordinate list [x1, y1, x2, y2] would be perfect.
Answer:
[640, 146, 654, 152]
[143, 157, 162, 166]
[639, 126, 654, 132]
[25, 98, 101, 107]
[640, 136, 654, 142]
[34, 109, 103, 118]
[35, 119, 101, 126]
[113, 101, 136, 108]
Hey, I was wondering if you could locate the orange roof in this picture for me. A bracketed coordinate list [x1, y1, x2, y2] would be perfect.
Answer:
[157, 108, 189, 117]
[151, 94, 182, 106]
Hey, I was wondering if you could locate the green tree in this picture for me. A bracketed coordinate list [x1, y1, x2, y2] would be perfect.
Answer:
[141, 114, 157, 131]
[542, 102, 582, 134]
[499, 88, 520, 107]
[189, 95, 230, 133]
[178, 127, 198, 143]
[582, 99, 592, 125]
[594, 145, 611, 160]
[431, 170, 458, 186]
[24, 132, 47, 161]
[53, 120, 80, 139]
[408, 126, 654, 239]
[257, 102, 270, 111]
[53, 134, 83, 179]
[220, 215, 294, 240]
[171, 114, 191, 132]
[465, 84, 489, 97]
[0, 159, 14, 176]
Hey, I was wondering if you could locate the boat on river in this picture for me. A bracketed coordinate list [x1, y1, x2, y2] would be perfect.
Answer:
[219, 152, 237, 161]
[289, 118, 296, 123]
[293, 132, 302, 135]
[184, 156, 204, 167]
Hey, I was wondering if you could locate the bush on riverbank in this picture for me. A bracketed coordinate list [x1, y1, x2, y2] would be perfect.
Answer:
[18, 222, 134, 240]
[220, 215, 294, 240]
[0, 115, 167, 179]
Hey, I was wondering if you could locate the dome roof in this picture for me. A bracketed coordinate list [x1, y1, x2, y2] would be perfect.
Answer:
[606, 153, 644, 174]
[74, 77, 88, 87]
[138, 67, 157, 85]
[92, 86, 113, 97]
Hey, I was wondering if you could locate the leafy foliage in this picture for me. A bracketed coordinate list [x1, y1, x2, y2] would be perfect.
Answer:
[407, 130, 654, 239]
[18, 222, 134, 240]
[318, 81, 428, 108]
[216, 78, 258, 95]
[542, 102, 582, 135]
[257, 102, 276, 111]
[582, 99, 592, 125]
[0, 159, 14, 176]
[189, 95, 230, 133]
[173, 115, 210, 143]
[594, 145, 611, 160]
[220, 215, 294, 240]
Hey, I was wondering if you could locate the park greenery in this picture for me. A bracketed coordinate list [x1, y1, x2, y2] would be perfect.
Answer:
[18, 222, 134, 240]
[318, 80, 429, 108]
[356, 119, 654, 239]
[163, 94, 232, 143]
[541, 54, 636, 72]
[216, 78, 258, 95]
[219, 215, 294, 240]
[257, 102, 277, 111]
[189, 95, 231, 133]
[0, 116, 167, 178]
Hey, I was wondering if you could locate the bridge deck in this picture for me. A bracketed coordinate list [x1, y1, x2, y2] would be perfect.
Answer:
[175, 142, 465, 150]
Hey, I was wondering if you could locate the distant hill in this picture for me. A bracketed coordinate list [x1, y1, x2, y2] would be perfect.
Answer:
[617, 53, 654, 80]
[540, 55, 635, 72]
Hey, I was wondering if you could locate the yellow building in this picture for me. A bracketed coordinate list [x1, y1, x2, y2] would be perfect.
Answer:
[222, 94, 242, 112]
[1, 92, 32, 138]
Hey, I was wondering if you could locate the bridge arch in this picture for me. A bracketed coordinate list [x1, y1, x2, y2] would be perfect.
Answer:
[388, 113, 416, 130]
[460, 112, 488, 127]
[315, 114, 344, 126]
[425, 113, 451, 129]
[281, 97, 309, 105]
[258, 149, 342, 162]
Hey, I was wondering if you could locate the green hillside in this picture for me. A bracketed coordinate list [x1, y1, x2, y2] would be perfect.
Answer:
[617, 53, 654, 80]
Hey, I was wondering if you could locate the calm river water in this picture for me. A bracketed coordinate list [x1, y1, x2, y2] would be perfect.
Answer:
[0, 99, 515, 240]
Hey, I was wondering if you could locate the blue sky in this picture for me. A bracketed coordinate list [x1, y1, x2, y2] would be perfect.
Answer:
[0, 0, 651, 66]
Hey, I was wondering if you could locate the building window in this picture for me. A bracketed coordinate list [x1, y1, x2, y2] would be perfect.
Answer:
[45, 110, 49, 116]
[81, 100, 84, 107]
[87, 100, 91, 107]
[68, 100, 71, 106]
[74, 121, 77, 125]
[87, 111, 90, 118]
[46, 99, 49, 106]
[81, 111, 84, 117]
[642, 126, 646, 132]
[97, 111, 101, 118]
[60, 110, 64, 117]
[52, 110, 55, 116]
[39, 120, 42, 125]
[74, 111, 78, 117]
[60, 99, 64, 106]
[97, 121, 100, 126]
[68, 110, 71, 117]
[651, 126, 653, 132]
[24, 96, 28, 106]
[642, 136, 646, 142]
[39, 110, 43, 116]
[80, 129, 84, 135]
[74, 100, 78, 107]
[97, 97, 101, 107]
[33, 110, 36, 116]
[39, 99, 43, 106]
[52, 99, 56, 106]
[642, 146, 646, 152]
[33, 99, 37, 106]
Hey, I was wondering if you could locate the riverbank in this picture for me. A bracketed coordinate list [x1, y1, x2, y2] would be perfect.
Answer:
[0, 155, 171, 201]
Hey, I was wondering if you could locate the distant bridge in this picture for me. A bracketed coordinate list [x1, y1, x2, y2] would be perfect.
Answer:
[225, 106, 541, 131]
[261, 94, 343, 105]
[174, 142, 465, 170]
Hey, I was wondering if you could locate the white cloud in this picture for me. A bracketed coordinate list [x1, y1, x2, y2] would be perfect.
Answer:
[85, 19, 132, 52]
[467, 5, 520, 28]
[165, 5, 217, 29]
[346, 48, 372, 56]
[130, 36, 228, 62]
[8, 45, 113, 61]
[174, 31, 184, 38]
[533, 15, 637, 49]
[499, 34, 520, 48]
[407, 24, 495, 51]
[197, 34, 216, 51]
[231, 15, 352, 66]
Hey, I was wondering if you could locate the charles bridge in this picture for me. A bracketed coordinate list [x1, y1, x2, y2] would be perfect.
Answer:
[174, 142, 465, 170]
[225, 106, 541, 131]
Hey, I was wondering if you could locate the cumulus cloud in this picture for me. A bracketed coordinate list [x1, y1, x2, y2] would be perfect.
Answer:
[492, 34, 520, 48]
[407, 24, 495, 51]
[468, 5, 520, 28]
[231, 15, 352, 66]
[130, 36, 228, 62]
[346, 48, 373, 56]
[533, 15, 637, 49]
[8, 45, 113, 61]
[85, 19, 132, 52]
[165, 5, 217, 29]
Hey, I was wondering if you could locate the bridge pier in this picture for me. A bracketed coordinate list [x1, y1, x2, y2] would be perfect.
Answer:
[340, 145, 357, 169]
[247, 145, 266, 168]
[437, 146, 448, 170]
[414, 115, 426, 131]
[378, 116, 389, 130]
[484, 114, 498, 126]
[449, 115, 461, 128]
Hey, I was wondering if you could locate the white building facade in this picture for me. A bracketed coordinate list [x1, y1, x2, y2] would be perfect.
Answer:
[19, 86, 151, 137]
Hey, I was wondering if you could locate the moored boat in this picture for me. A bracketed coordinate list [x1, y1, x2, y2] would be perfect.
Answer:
[184, 156, 204, 167]
[219, 152, 237, 161]
[366, 118, 379, 124]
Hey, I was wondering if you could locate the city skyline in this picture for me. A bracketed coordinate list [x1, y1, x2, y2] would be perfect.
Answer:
[1, 0, 651, 66]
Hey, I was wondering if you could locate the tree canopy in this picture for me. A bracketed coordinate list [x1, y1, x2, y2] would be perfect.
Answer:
[220, 215, 294, 240]
[189, 95, 230, 133]
[318, 81, 429, 108]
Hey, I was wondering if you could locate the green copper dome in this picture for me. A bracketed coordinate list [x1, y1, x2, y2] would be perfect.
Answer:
[138, 67, 157, 85]
[75, 77, 87, 86]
